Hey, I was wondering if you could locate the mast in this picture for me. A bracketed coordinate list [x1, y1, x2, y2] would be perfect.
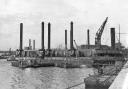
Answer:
[119, 24, 121, 49]
[119, 24, 120, 44]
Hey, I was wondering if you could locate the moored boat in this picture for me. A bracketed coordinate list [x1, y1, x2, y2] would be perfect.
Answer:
[84, 74, 116, 89]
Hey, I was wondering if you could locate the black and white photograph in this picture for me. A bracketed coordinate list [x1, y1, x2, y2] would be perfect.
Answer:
[0, 0, 128, 89]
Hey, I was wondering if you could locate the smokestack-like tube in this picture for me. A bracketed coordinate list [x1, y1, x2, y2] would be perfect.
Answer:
[29, 39, 31, 50]
[111, 28, 115, 49]
[65, 30, 67, 50]
[33, 40, 35, 50]
[87, 29, 90, 46]
[48, 22, 51, 50]
[41, 22, 44, 50]
[20, 23, 23, 56]
[70, 21, 73, 49]
[70, 30, 71, 49]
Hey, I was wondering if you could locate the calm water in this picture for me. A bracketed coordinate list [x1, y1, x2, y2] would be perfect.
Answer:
[0, 59, 94, 89]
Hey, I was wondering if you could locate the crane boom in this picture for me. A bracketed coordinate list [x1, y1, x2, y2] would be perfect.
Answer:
[74, 40, 79, 50]
[73, 40, 79, 58]
[95, 17, 108, 46]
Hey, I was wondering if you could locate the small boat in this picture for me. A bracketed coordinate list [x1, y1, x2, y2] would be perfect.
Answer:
[11, 58, 31, 68]
[11, 50, 44, 68]
[84, 58, 124, 89]
[84, 74, 116, 89]
[7, 55, 17, 61]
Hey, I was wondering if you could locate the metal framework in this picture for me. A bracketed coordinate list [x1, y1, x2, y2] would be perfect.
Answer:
[95, 17, 108, 46]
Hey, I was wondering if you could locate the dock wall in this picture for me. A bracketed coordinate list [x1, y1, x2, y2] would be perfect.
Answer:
[109, 60, 128, 89]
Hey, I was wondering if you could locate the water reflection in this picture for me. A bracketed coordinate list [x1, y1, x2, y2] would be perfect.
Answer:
[0, 60, 94, 89]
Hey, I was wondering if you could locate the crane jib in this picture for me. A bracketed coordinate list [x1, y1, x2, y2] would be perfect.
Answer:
[95, 17, 108, 46]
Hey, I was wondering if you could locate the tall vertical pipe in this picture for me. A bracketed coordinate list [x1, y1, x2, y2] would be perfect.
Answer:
[48, 22, 51, 50]
[33, 40, 35, 50]
[20, 23, 23, 56]
[70, 30, 71, 49]
[87, 29, 90, 46]
[29, 39, 31, 50]
[70, 21, 73, 50]
[65, 30, 67, 50]
[41, 22, 44, 50]
[111, 28, 115, 49]
[119, 25, 120, 44]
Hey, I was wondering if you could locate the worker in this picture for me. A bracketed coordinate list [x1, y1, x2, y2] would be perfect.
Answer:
[98, 66, 103, 75]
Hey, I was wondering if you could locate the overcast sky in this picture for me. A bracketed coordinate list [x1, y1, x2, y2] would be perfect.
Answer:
[0, 0, 128, 50]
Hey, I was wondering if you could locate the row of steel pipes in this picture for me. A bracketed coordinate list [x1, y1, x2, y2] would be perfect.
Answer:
[19, 22, 75, 57]
[19, 22, 115, 57]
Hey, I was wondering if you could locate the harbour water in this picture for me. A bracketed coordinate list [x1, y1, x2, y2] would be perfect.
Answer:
[0, 59, 94, 89]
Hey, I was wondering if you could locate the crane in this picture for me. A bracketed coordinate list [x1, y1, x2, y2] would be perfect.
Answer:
[74, 40, 78, 50]
[95, 17, 108, 47]
[73, 40, 79, 58]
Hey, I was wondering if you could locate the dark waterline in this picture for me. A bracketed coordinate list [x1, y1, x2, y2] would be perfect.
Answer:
[0, 60, 94, 89]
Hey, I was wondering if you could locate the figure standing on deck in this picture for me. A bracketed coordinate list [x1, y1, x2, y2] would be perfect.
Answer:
[98, 66, 104, 75]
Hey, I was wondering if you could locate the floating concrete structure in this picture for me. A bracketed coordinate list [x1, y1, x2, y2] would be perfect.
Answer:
[9, 18, 127, 70]
[11, 56, 93, 68]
